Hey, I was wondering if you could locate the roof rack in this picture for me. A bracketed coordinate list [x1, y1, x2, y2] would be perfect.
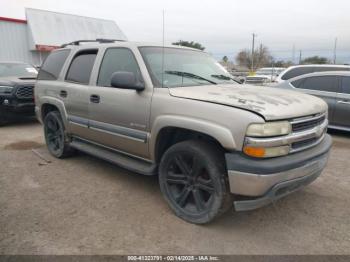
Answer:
[60, 38, 126, 48]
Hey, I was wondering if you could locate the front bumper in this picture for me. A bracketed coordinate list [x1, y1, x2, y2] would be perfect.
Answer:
[0, 96, 35, 117]
[225, 134, 332, 211]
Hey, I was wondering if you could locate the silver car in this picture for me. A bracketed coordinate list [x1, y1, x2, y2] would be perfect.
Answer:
[35, 40, 331, 224]
[275, 71, 350, 131]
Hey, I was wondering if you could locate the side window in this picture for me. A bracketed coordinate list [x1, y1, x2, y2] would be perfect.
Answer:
[341, 77, 350, 94]
[291, 78, 304, 88]
[315, 67, 345, 73]
[37, 50, 70, 80]
[97, 48, 142, 87]
[297, 76, 338, 92]
[282, 67, 314, 80]
[66, 50, 97, 84]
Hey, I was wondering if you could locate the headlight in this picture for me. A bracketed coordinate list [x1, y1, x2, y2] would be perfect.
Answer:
[0, 86, 14, 94]
[246, 121, 291, 137]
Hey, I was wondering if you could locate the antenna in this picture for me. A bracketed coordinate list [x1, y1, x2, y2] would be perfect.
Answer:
[161, 9, 165, 89]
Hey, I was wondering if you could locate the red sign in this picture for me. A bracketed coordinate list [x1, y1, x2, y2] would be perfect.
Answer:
[35, 45, 59, 52]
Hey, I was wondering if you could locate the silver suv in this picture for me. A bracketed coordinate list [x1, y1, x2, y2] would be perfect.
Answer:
[35, 39, 332, 224]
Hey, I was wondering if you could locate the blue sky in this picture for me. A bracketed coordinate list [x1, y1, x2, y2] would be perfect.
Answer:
[1, 0, 349, 63]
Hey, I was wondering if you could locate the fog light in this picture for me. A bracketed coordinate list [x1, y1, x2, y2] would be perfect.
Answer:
[3, 99, 9, 105]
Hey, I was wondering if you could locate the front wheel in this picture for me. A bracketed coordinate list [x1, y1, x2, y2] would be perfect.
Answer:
[159, 140, 232, 224]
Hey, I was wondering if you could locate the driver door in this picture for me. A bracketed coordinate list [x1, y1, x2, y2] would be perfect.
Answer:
[87, 47, 152, 159]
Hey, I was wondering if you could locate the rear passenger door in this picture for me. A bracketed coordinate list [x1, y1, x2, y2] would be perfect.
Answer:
[333, 76, 350, 128]
[87, 47, 152, 159]
[63, 49, 98, 137]
[293, 76, 339, 123]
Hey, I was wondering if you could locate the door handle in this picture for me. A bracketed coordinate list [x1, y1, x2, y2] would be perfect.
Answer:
[337, 100, 350, 105]
[59, 90, 67, 98]
[90, 94, 100, 103]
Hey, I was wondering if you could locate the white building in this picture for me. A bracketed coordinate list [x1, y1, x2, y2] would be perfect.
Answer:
[0, 8, 127, 66]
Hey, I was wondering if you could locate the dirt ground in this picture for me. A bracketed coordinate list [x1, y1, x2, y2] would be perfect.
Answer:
[0, 120, 349, 255]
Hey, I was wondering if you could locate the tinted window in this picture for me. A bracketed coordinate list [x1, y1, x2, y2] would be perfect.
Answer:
[297, 76, 337, 92]
[38, 50, 70, 80]
[97, 48, 142, 87]
[282, 66, 350, 80]
[341, 76, 350, 94]
[291, 78, 304, 88]
[282, 67, 314, 80]
[66, 50, 97, 84]
[315, 66, 350, 72]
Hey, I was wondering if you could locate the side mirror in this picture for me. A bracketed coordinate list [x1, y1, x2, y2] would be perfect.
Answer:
[110, 71, 145, 91]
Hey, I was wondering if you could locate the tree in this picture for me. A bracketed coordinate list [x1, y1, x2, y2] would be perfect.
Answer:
[301, 56, 330, 64]
[235, 45, 273, 71]
[172, 40, 205, 50]
[274, 60, 294, 67]
[222, 56, 228, 63]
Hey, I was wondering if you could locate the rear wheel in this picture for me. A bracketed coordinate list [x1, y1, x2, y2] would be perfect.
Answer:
[44, 111, 73, 158]
[159, 140, 232, 224]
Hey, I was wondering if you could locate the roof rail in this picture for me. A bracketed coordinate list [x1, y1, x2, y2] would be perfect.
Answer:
[60, 38, 126, 48]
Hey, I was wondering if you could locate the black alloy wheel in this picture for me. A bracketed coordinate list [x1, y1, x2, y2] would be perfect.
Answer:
[159, 140, 231, 224]
[44, 111, 73, 158]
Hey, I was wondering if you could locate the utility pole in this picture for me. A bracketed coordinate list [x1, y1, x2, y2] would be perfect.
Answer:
[299, 50, 302, 64]
[292, 44, 295, 64]
[251, 33, 257, 72]
[333, 37, 338, 64]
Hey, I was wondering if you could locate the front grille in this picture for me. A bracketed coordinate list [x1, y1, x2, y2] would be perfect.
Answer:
[292, 115, 326, 132]
[292, 137, 318, 150]
[16, 85, 34, 99]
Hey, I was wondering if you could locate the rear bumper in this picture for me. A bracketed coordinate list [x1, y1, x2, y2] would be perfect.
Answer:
[225, 134, 332, 211]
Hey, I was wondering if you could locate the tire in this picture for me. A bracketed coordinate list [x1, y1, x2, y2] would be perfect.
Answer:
[159, 140, 232, 224]
[44, 111, 73, 158]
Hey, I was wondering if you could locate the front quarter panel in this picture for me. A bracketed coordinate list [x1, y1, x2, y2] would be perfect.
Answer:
[149, 88, 264, 161]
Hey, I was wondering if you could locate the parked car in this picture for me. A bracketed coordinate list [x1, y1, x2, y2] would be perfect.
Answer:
[245, 67, 285, 85]
[35, 40, 331, 224]
[0, 61, 38, 125]
[275, 71, 350, 132]
[274, 64, 350, 83]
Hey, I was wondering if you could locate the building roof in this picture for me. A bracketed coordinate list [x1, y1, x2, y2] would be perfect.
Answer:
[25, 8, 127, 50]
[0, 16, 27, 24]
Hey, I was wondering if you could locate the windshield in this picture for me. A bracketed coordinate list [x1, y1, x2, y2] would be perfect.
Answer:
[139, 47, 237, 88]
[0, 63, 38, 78]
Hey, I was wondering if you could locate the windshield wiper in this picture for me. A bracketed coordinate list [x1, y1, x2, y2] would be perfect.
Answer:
[164, 71, 217, 85]
[211, 74, 240, 84]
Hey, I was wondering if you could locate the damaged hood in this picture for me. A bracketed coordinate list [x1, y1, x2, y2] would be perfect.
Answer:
[169, 84, 327, 121]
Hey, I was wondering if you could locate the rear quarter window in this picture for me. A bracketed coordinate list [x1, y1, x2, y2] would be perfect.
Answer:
[37, 50, 70, 80]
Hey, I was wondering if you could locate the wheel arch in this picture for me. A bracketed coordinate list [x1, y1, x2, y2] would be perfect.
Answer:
[39, 97, 68, 126]
[150, 115, 236, 163]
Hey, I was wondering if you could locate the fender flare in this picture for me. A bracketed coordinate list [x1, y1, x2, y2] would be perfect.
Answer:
[149, 115, 236, 161]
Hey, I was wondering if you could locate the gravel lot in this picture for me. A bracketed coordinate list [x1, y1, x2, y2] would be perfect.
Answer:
[0, 120, 349, 255]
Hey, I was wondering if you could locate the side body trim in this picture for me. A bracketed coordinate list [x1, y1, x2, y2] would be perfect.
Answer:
[67, 115, 148, 142]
